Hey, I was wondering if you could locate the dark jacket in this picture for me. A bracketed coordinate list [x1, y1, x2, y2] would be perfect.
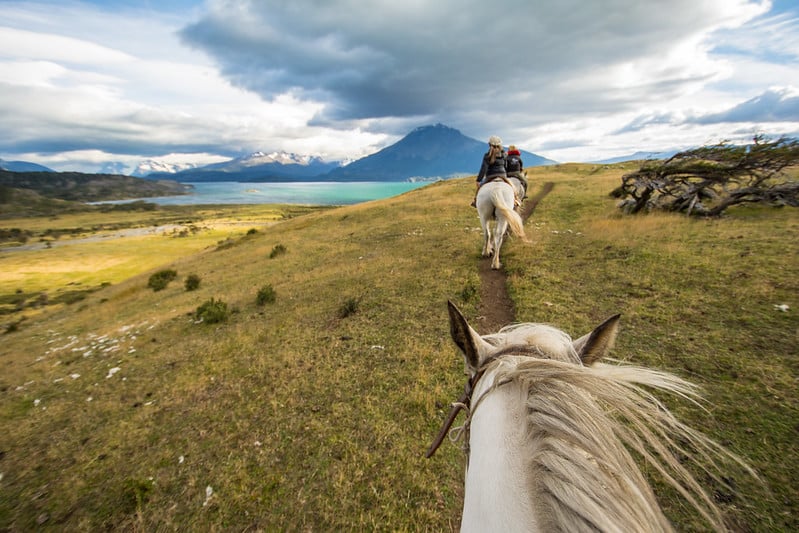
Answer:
[505, 149, 523, 175]
[477, 151, 507, 183]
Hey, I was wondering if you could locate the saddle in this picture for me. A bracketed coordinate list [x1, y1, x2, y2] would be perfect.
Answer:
[482, 175, 522, 207]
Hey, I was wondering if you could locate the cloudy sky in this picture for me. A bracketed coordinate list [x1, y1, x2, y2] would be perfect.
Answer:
[1, 0, 798, 173]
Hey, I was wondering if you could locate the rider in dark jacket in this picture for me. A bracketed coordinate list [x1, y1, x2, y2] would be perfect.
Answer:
[505, 145, 528, 198]
[471, 135, 506, 207]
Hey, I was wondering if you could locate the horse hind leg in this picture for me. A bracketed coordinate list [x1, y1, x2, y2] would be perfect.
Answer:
[491, 220, 508, 269]
[482, 224, 493, 258]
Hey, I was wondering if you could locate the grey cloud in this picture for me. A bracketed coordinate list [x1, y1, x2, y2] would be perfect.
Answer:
[692, 88, 799, 124]
[614, 112, 682, 134]
[179, 0, 745, 134]
[614, 88, 799, 134]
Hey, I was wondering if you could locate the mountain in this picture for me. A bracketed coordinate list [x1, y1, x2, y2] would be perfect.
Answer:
[148, 151, 341, 182]
[324, 124, 556, 181]
[593, 150, 680, 164]
[0, 158, 54, 173]
[0, 170, 191, 203]
[132, 160, 200, 177]
[146, 124, 556, 183]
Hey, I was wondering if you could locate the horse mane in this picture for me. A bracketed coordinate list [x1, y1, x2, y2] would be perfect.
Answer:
[479, 324, 752, 532]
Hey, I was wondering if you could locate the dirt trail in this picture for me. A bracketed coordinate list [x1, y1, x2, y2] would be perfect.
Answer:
[474, 182, 555, 334]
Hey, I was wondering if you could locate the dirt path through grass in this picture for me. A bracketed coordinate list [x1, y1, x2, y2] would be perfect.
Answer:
[475, 181, 555, 333]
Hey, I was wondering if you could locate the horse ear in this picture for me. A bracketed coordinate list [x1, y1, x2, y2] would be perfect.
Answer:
[573, 314, 621, 366]
[447, 301, 486, 372]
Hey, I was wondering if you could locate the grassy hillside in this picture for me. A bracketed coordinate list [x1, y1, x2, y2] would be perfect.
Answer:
[1, 166, 797, 531]
[0, 204, 329, 317]
[0, 170, 189, 203]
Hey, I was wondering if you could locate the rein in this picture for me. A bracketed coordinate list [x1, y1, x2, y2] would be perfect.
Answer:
[424, 369, 484, 458]
[426, 346, 541, 458]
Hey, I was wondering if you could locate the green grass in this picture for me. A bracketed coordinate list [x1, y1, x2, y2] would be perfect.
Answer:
[0, 204, 329, 313]
[0, 170, 796, 531]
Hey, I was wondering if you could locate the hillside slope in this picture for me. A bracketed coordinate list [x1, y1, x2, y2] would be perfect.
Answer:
[1, 168, 796, 531]
[0, 170, 190, 203]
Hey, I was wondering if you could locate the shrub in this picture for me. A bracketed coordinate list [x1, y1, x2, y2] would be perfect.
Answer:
[215, 238, 235, 251]
[269, 244, 287, 259]
[460, 281, 478, 303]
[256, 285, 276, 305]
[52, 290, 90, 305]
[148, 269, 177, 291]
[195, 298, 229, 324]
[337, 297, 360, 319]
[121, 478, 154, 514]
[184, 274, 201, 291]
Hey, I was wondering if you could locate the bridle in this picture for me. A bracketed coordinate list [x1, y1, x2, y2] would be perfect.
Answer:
[424, 363, 489, 458]
[426, 345, 543, 458]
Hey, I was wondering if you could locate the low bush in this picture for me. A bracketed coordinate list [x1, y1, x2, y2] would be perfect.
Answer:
[195, 298, 228, 324]
[337, 297, 360, 319]
[256, 285, 276, 305]
[269, 244, 287, 259]
[147, 269, 177, 291]
[184, 274, 201, 291]
[459, 281, 478, 303]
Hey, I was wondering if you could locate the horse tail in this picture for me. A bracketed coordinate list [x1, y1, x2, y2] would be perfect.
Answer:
[493, 195, 529, 242]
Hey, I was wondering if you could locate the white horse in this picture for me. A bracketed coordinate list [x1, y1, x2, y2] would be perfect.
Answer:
[507, 174, 527, 208]
[475, 178, 528, 269]
[429, 302, 753, 532]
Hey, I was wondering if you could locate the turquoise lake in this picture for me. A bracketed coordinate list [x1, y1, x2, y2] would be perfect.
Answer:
[140, 181, 432, 206]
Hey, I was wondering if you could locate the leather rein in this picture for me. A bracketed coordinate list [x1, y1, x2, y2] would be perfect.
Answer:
[424, 366, 487, 458]
[426, 347, 536, 458]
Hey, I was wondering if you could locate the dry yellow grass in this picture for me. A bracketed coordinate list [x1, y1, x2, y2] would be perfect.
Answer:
[1, 170, 796, 531]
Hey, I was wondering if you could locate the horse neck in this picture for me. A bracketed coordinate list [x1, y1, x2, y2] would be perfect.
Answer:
[462, 360, 675, 533]
[462, 371, 539, 532]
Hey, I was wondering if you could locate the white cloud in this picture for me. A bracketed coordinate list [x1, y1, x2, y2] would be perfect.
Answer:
[0, 0, 797, 169]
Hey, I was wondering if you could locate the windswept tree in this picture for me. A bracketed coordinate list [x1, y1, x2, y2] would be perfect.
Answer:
[613, 135, 799, 216]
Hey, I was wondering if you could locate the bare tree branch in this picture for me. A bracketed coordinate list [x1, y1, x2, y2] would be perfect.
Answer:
[613, 135, 799, 216]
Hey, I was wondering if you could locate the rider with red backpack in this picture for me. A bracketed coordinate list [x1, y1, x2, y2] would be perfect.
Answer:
[505, 144, 528, 199]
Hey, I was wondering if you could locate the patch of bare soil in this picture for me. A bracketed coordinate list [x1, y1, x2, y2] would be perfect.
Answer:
[474, 182, 555, 334]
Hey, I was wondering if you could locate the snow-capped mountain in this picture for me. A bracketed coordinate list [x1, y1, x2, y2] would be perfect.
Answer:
[143, 126, 556, 183]
[205, 151, 332, 171]
[132, 160, 199, 177]
[237, 151, 323, 167]
[147, 151, 342, 182]
[324, 123, 556, 181]
[99, 161, 131, 175]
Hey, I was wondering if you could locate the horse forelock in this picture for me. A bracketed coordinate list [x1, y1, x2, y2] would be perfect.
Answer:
[483, 323, 580, 365]
[470, 342, 737, 532]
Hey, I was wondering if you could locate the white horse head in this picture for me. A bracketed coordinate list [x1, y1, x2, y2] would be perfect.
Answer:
[433, 301, 752, 532]
[476, 179, 528, 269]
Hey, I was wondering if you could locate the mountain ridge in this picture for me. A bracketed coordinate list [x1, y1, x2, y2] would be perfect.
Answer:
[0, 159, 54, 173]
[323, 124, 555, 181]
[3, 124, 557, 182]
[146, 124, 556, 183]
